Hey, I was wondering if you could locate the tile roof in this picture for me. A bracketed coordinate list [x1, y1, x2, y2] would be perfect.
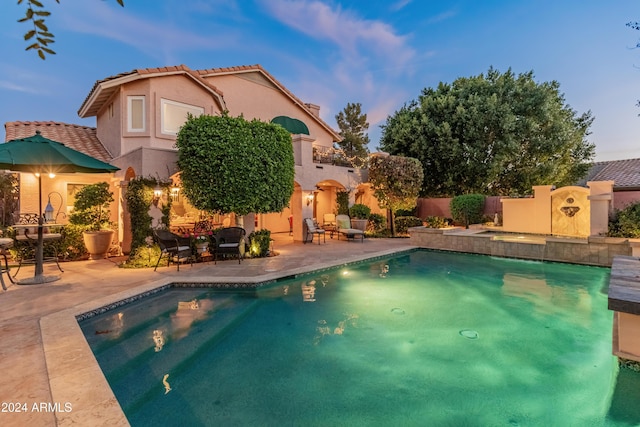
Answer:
[579, 158, 640, 189]
[4, 121, 113, 163]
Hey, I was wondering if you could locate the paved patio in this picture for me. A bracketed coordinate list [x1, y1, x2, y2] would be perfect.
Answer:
[0, 233, 414, 426]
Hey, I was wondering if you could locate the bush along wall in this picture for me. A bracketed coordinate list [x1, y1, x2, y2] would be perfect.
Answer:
[394, 216, 423, 234]
[450, 194, 486, 228]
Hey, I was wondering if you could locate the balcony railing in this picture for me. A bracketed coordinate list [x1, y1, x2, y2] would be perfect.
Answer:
[312, 146, 354, 167]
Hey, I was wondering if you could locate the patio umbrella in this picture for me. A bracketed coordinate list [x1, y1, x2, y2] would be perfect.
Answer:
[0, 131, 119, 284]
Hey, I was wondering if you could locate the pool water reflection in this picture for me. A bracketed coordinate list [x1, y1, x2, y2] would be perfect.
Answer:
[80, 250, 640, 426]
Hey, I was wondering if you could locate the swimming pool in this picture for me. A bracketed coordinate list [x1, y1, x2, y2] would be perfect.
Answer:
[80, 250, 640, 426]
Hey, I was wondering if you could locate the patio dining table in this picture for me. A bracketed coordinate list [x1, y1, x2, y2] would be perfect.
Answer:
[12, 223, 64, 285]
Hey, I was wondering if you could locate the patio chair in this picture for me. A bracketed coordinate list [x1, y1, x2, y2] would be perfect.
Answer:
[322, 213, 337, 238]
[153, 229, 194, 271]
[304, 218, 326, 244]
[214, 227, 246, 264]
[335, 215, 364, 242]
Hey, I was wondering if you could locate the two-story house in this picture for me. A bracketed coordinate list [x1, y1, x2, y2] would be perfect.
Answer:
[6, 64, 374, 252]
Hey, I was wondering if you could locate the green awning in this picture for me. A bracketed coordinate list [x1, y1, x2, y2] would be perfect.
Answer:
[271, 116, 310, 135]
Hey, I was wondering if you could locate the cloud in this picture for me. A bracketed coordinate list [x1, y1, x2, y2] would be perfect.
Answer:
[390, 0, 412, 12]
[260, 0, 415, 67]
[53, 0, 239, 62]
[0, 80, 42, 95]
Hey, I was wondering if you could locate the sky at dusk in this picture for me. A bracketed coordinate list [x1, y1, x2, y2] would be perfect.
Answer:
[0, 0, 638, 161]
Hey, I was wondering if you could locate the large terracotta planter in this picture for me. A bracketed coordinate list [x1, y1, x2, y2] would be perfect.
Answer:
[83, 230, 115, 260]
[351, 219, 368, 232]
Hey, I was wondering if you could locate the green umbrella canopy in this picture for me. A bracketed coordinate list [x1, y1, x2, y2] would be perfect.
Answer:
[0, 131, 119, 174]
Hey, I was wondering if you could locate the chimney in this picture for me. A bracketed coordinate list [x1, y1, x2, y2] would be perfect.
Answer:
[305, 103, 320, 117]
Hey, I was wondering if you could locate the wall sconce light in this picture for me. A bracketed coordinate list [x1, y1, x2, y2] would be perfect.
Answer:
[170, 186, 180, 201]
[153, 185, 163, 198]
[306, 192, 314, 206]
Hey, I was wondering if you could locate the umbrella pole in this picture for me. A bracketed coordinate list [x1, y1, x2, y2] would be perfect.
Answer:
[18, 174, 59, 285]
[35, 174, 44, 278]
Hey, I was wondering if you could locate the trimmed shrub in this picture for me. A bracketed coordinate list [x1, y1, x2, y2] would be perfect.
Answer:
[395, 216, 423, 234]
[450, 194, 486, 227]
[367, 213, 386, 232]
[423, 216, 449, 229]
[349, 203, 371, 219]
[248, 229, 271, 257]
[608, 203, 640, 238]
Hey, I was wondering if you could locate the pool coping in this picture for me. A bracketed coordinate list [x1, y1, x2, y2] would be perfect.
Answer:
[41, 247, 416, 426]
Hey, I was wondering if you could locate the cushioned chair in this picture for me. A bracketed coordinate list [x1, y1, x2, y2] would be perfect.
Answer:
[214, 227, 246, 264]
[335, 215, 364, 242]
[304, 218, 326, 244]
[153, 229, 193, 271]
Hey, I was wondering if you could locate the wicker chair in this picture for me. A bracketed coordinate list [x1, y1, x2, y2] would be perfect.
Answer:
[153, 229, 194, 271]
[214, 227, 246, 264]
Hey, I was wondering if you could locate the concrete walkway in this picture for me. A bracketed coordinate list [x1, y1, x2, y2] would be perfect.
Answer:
[0, 234, 414, 426]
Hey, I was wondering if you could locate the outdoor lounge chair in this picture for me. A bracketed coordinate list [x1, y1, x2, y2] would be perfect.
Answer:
[214, 227, 246, 264]
[304, 218, 326, 244]
[153, 229, 193, 271]
[335, 214, 364, 242]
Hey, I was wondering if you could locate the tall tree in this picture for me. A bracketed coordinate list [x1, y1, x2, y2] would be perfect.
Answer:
[176, 113, 294, 226]
[368, 154, 423, 236]
[17, 0, 124, 59]
[335, 102, 370, 166]
[379, 67, 595, 197]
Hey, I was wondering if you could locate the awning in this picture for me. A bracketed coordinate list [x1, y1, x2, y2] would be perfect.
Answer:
[270, 116, 310, 135]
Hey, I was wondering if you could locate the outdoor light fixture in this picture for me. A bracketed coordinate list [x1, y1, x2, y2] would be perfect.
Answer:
[44, 199, 55, 223]
[306, 192, 314, 206]
[170, 186, 180, 201]
[153, 185, 163, 198]
[44, 191, 65, 223]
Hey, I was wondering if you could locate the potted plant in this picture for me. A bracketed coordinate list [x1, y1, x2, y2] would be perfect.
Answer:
[349, 203, 371, 232]
[69, 182, 115, 259]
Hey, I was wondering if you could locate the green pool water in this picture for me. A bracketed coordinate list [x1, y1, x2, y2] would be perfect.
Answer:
[80, 250, 640, 426]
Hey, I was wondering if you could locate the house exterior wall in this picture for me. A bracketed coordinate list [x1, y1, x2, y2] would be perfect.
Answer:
[96, 90, 123, 158]
[613, 190, 640, 211]
[203, 73, 335, 148]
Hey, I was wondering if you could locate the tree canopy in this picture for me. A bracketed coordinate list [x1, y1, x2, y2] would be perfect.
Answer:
[335, 102, 370, 166]
[379, 67, 595, 197]
[17, 0, 124, 59]
[368, 154, 423, 235]
[176, 113, 295, 217]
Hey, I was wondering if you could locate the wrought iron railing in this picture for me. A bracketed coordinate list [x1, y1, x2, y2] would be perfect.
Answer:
[312, 145, 353, 167]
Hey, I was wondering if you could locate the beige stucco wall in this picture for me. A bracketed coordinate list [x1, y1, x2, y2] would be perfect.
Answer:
[19, 173, 118, 227]
[501, 185, 553, 234]
[203, 73, 335, 148]
[614, 312, 640, 362]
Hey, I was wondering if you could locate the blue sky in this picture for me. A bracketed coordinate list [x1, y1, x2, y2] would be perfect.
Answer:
[0, 0, 638, 161]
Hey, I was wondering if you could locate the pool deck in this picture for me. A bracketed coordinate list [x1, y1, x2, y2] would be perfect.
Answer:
[0, 233, 414, 427]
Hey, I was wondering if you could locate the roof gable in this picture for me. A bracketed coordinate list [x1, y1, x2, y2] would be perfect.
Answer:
[78, 65, 226, 118]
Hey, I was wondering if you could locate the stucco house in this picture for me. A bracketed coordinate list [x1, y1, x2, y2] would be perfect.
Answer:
[5, 64, 375, 252]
